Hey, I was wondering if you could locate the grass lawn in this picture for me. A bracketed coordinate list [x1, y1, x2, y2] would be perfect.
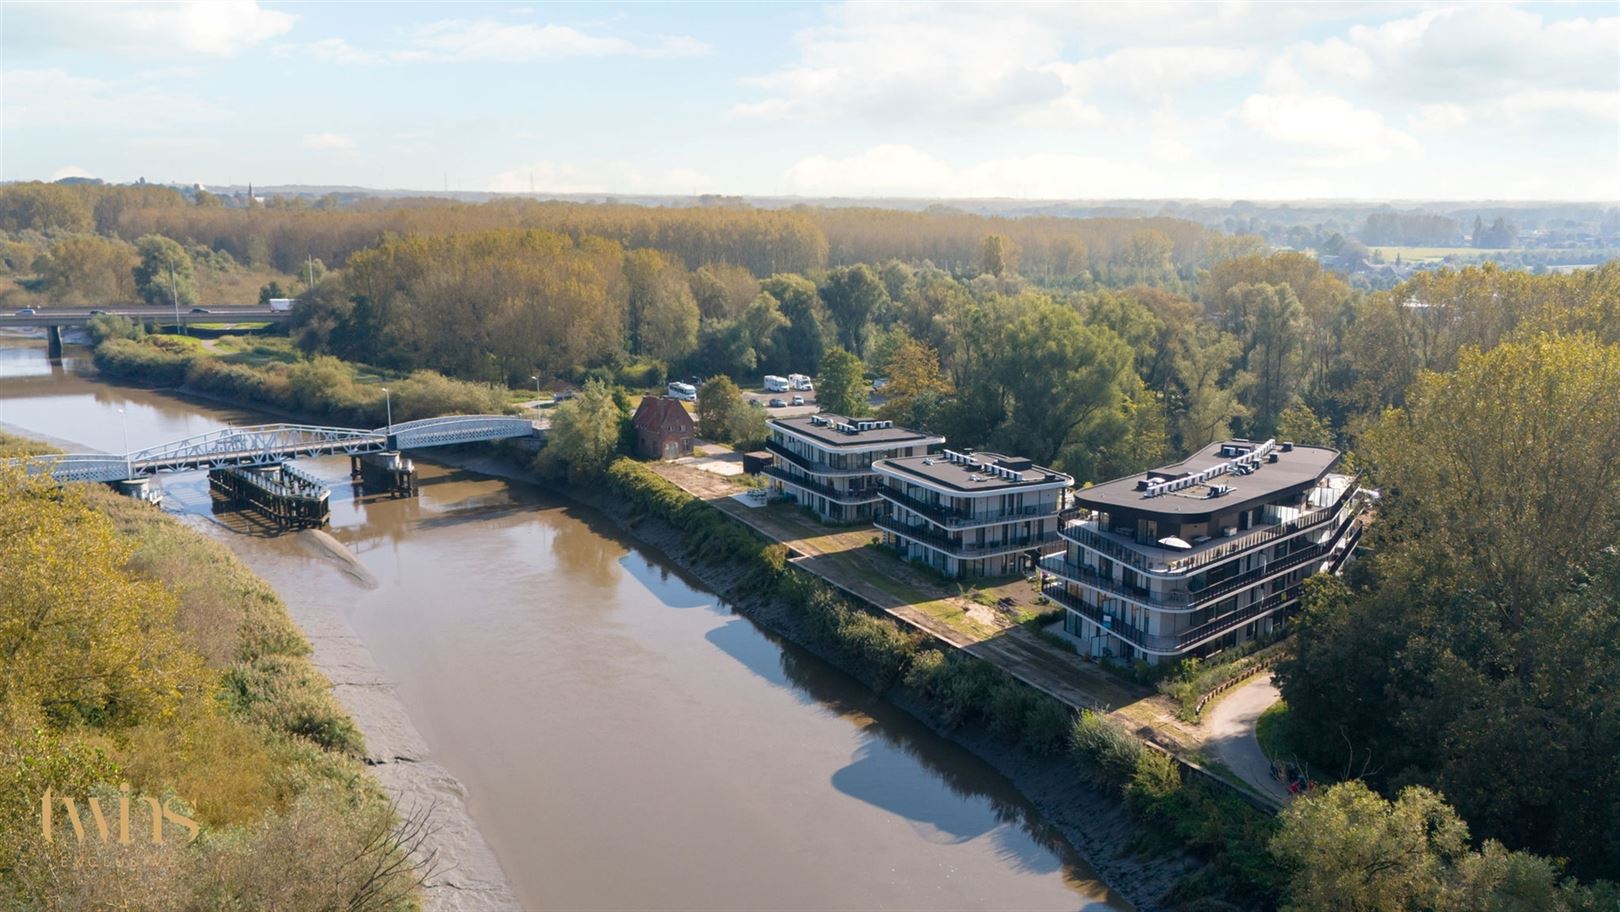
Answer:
[1256, 700, 1291, 760]
[1369, 245, 1499, 262]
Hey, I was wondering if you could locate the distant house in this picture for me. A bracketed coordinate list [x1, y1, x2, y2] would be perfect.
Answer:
[633, 396, 694, 461]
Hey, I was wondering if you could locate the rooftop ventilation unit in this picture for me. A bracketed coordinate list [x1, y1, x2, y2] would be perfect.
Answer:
[1144, 439, 1276, 497]
[809, 415, 827, 427]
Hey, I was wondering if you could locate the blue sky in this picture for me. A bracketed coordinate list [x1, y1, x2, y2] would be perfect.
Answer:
[3, 1, 1616, 200]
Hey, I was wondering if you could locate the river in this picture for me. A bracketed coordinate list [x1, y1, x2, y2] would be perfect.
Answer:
[0, 338, 1127, 911]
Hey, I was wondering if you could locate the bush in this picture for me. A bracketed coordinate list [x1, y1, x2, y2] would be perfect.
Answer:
[1070, 709, 1143, 782]
[94, 336, 195, 385]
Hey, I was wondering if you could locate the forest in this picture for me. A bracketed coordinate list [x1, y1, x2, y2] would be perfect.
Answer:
[3, 178, 1619, 909]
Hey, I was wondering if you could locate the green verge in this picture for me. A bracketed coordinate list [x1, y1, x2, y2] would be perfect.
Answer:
[600, 457, 1282, 908]
[90, 334, 511, 427]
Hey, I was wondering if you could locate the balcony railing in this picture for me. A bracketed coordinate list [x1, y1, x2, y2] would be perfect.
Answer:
[763, 466, 882, 505]
[1062, 480, 1362, 576]
[764, 441, 874, 477]
[1044, 508, 1358, 611]
[1044, 581, 1302, 655]
[878, 486, 1059, 529]
[875, 515, 1052, 558]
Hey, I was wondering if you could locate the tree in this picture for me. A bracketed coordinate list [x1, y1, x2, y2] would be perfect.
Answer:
[1278, 336, 1620, 879]
[1272, 781, 1611, 912]
[624, 249, 699, 362]
[817, 348, 868, 417]
[876, 338, 950, 428]
[259, 280, 289, 305]
[762, 273, 827, 370]
[820, 264, 889, 357]
[546, 379, 624, 475]
[132, 234, 197, 308]
[980, 234, 1015, 277]
[1215, 282, 1305, 435]
[36, 235, 139, 306]
[696, 375, 744, 441]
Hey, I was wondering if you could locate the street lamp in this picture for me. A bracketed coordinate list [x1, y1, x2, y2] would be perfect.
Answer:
[381, 387, 392, 438]
[119, 407, 131, 479]
[531, 374, 540, 396]
[168, 259, 183, 336]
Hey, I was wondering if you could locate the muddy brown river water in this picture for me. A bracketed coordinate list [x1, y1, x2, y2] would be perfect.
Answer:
[0, 339, 1128, 911]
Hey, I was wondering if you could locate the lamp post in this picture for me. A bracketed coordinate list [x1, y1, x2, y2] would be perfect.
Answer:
[382, 387, 392, 438]
[119, 407, 131, 480]
[531, 374, 540, 396]
[168, 259, 182, 335]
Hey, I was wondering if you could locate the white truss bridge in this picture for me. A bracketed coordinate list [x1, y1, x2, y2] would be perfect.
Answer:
[5, 415, 539, 484]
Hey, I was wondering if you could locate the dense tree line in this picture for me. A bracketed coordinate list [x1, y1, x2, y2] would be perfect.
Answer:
[1359, 211, 1460, 246]
[1277, 334, 1620, 882]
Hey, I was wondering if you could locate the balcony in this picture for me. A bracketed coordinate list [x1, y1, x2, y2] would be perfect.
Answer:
[878, 486, 1060, 529]
[1043, 580, 1301, 656]
[875, 515, 1052, 559]
[1045, 509, 1357, 611]
[763, 466, 882, 505]
[764, 440, 874, 478]
[1061, 480, 1362, 576]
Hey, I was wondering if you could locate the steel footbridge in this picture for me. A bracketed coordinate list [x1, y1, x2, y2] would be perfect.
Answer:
[5, 415, 540, 484]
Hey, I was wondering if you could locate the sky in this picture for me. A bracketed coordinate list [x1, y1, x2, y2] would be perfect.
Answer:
[2, 0, 1616, 201]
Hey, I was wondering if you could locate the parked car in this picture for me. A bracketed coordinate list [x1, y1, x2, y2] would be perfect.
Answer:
[748, 399, 765, 408]
[190, 307, 212, 314]
[768, 398, 787, 408]
[88, 309, 108, 315]
[791, 395, 805, 406]
[14, 308, 37, 316]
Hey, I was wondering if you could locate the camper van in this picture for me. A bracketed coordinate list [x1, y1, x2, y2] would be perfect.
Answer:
[788, 373, 813, 391]
[763, 375, 790, 393]
[666, 381, 697, 401]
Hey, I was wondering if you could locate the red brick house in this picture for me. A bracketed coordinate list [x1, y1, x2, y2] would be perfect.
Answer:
[633, 396, 694, 461]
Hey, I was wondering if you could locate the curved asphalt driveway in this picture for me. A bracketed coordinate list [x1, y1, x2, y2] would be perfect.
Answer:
[1203, 673, 1290, 804]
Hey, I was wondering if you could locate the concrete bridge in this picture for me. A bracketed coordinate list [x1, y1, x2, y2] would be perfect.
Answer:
[5, 416, 540, 484]
[0, 306, 292, 356]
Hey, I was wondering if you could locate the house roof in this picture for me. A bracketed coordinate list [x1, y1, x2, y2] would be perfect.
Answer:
[633, 396, 693, 432]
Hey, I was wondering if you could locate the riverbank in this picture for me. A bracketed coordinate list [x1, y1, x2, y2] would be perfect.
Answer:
[2, 421, 519, 910]
[0, 435, 435, 909]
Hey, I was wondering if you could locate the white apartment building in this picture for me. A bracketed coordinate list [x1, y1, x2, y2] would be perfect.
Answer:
[763, 415, 943, 522]
[1042, 439, 1363, 665]
[873, 449, 1073, 579]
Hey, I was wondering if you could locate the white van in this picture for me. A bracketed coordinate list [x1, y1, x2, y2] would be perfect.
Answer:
[788, 373, 813, 391]
[667, 381, 697, 401]
[763, 375, 789, 393]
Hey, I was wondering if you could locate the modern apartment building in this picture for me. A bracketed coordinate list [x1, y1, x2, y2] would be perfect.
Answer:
[763, 415, 944, 522]
[873, 449, 1073, 578]
[1042, 438, 1362, 665]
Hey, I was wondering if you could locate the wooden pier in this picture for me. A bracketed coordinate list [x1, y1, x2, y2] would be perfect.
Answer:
[208, 462, 331, 529]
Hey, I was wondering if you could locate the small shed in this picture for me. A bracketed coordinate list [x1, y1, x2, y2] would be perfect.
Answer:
[632, 396, 695, 461]
[741, 451, 774, 475]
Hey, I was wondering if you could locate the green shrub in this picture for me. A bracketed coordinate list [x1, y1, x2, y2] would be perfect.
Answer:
[1070, 709, 1143, 782]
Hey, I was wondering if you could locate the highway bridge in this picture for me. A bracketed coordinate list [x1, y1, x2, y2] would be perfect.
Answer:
[5, 416, 540, 484]
[1, 306, 292, 356]
[0, 305, 293, 329]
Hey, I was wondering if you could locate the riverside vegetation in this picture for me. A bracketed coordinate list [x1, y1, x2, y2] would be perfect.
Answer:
[0, 435, 426, 911]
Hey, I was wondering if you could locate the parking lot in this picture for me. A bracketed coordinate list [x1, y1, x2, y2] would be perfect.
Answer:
[739, 386, 820, 418]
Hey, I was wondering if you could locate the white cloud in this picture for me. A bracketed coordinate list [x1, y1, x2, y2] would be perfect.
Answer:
[1, 68, 228, 129]
[303, 19, 709, 65]
[1238, 93, 1419, 166]
[486, 160, 715, 195]
[4, 1, 295, 58]
[1267, 5, 1619, 103]
[302, 133, 355, 151]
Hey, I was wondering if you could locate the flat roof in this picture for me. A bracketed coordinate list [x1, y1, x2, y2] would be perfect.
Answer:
[1075, 440, 1340, 516]
[769, 415, 940, 449]
[876, 451, 1073, 493]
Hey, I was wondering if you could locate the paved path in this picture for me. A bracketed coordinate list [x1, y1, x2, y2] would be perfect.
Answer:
[1202, 673, 1289, 804]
